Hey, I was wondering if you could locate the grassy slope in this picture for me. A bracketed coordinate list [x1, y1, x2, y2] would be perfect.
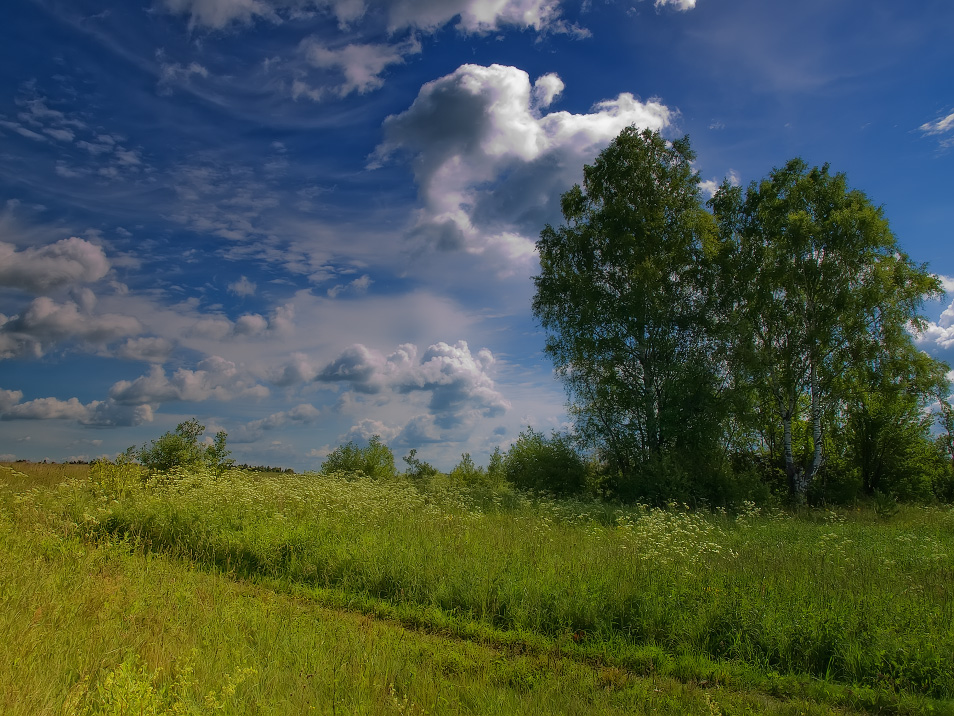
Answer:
[1, 462, 952, 715]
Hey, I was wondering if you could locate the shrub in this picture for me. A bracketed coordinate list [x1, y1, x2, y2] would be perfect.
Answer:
[503, 428, 586, 496]
[137, 419, 233, 476]
[402, 449, 439, 481]
[322, 435, 396, 479]
[449, 452, 491, 487]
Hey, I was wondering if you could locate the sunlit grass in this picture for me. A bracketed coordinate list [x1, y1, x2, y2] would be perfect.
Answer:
[2, 461, 952, 714]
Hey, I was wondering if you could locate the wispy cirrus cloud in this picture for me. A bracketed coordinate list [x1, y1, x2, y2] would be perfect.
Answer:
[920, 109, 954, 149]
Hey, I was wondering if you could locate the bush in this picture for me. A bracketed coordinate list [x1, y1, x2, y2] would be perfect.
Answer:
[322, 435, 396, 479]
[402, 449, 439, 481]
[503, 428, 586, 496]
[449, 452, 499, 487]
[137, 419, 233, 476]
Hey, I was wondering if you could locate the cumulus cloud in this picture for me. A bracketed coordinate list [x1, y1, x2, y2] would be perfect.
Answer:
[0, 237, 110, 293]
[187, 303, 294, 340]
[269, 351, 319, 386]
[0, 389, 24, 412]
[343, 417, 401, 443]
[116, 336, 175, 363]
[916, 299, 954, 350]
[109, 357, 270, 404]
[227, 275, 257, 297]
[0, 393, 153, 426]
[372, 64, 672, 258]
[0, 296, 142, 358]
[317, 339, 509, 426]
[233, 403, 321, 442]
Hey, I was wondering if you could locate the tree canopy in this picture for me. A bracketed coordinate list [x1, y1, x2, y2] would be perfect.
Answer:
[534, 127, 950, 503]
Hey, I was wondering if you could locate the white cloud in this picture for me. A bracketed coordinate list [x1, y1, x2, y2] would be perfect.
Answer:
[317, 339, 509, 427]
[916, 299, 954, 350]
[1, 296, 142, 358]
[0, 394, 152, 426]
[699, 169, 740, 198]
[343, 417, 401, 443]
[299, 37, 422, 98]
[384, 0, 567, 34]
[227, 275, 257, 297]
[109, 356, 270, 404]
[158, 58, 210, 95]
[920, 110, 954, 148]
[269, 351, 319, 386]
[187, 303, 294, 340]
[232, 402, 321, 441]
[160, 0, 281, 29]
[372, 64, 672, 258]
[159, 0, 572, 33]
[0, 389, 24, 412]
[937, 275, 954, 294]
[0, 237, 110, 293]
[655, 0, 696, 11]
[326, 273, 372, 298]
[116, 336, 176, 363]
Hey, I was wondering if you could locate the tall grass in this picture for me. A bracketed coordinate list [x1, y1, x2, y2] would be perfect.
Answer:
[44, 464, 954, 704]
[3, 462, 879, 716]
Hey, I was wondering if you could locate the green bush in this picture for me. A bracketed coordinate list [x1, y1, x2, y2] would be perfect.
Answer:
[322, 435, 396, 479]
[402, 448, 439, 481]
[449, 452, 500, 487]
[503, 428, 586, 496]
[137, 419, 233, 476]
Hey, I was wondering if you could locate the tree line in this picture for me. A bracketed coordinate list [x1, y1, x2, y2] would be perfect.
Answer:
[533, 126, 953, 505]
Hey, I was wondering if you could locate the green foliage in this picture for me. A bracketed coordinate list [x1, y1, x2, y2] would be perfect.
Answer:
[449, 452, 501, 488]
[11, 467, 915, 716]
[29, 463, 954, 705]
[137, 419, 233, 476]
[322, 434, 396, 479]
[402, 448, 439, 481]
[711, 159, 947, 501]
[503, 427, 586, 496]
[89, 450, 145, 496]
[533, 128, 732, 499]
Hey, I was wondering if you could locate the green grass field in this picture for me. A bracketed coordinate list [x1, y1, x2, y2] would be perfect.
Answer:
[2, 461, 952, 715]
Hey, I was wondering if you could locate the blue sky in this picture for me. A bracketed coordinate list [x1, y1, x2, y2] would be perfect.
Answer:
[1, 0, 953, 470]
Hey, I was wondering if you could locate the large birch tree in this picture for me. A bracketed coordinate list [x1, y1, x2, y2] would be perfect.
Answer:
[533, 127, 723, 495]
[710, 159, 944, 501]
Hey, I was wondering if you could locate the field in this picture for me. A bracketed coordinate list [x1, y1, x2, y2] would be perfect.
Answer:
[1, 461, 952, 715]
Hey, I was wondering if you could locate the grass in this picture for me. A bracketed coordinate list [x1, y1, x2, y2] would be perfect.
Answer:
[2, 461, 953, 714]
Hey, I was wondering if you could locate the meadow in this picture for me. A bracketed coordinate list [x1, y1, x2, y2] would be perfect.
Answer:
[1, 460, 952, 715]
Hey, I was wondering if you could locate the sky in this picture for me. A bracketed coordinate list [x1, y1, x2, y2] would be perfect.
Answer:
[1, 0, 953, 470]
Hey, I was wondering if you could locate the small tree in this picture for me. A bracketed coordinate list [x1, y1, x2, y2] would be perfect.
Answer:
[403, 448, 439, 481]
[322, 435, 396, 479]
[449, 452, 488, 486]
[138, 418, 232, 475]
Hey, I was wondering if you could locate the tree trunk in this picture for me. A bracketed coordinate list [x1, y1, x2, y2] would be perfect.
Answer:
[782, 408, 804, 502]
